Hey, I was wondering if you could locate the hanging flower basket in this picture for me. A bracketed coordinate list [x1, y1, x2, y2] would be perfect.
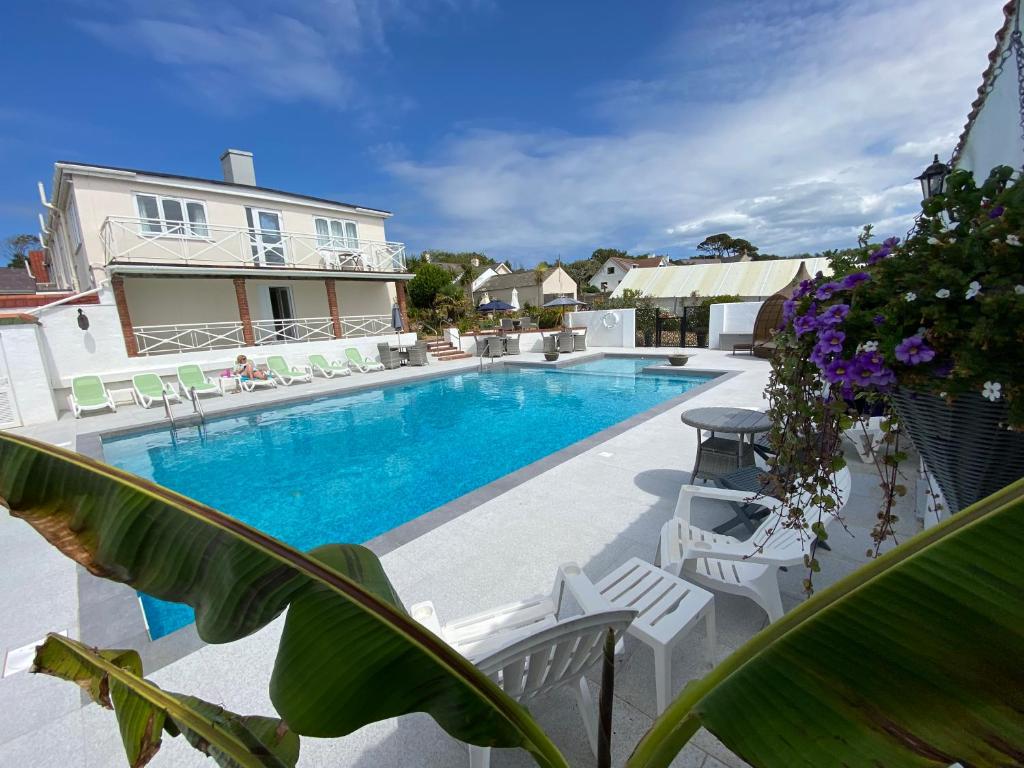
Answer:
[891, 389, 1024, 514]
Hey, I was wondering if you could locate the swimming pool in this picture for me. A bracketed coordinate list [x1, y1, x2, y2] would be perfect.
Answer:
[102, 357, 716, 638]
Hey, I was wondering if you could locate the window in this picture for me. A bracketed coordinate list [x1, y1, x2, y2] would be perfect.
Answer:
[607, 266, 615, 274]
[66, 199, 83, 252]
[134, 193, 209, 237]
[600, 282, 608, 291]
[313, 216, 359, 250]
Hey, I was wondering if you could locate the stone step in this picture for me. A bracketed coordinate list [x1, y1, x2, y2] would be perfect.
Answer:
[432, 348, 467, 358]
[432, 351, 472, 361]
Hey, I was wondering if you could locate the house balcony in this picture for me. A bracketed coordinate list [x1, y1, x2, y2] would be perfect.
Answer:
[131, 314, 394, 356]
[100, 217, 408, 276]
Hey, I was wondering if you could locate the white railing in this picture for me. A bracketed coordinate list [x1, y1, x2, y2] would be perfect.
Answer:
[131, 314, 395, 355]
[340, 314, 392, 337]
[101, 217, 407, 273]
[252, 316, 335, 345]
[134, 321, 246, 356]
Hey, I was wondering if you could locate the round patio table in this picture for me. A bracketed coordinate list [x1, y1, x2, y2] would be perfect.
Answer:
[680, 406, 771, 482]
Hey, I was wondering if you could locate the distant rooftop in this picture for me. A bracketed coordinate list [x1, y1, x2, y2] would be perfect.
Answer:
[0, 268, 36, 295]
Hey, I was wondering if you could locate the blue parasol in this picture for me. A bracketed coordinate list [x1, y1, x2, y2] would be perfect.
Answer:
[477, 300, 515, 312]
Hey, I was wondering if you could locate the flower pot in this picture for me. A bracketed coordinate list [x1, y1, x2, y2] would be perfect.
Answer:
[668, 354, 690, 366]
[544, 352, 560, 362]
[891, 389, 1024, 514]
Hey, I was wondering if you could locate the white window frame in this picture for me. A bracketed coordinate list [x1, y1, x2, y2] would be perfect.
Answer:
[67, 198, 83, 253]
[134, 193, 210, 239]
[312, 216, 360, 252]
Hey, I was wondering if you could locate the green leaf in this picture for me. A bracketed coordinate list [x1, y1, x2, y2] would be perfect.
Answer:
[628, 477, 1024, 768]
[32, 634, 298, 768]
[0, 432, 566, 767]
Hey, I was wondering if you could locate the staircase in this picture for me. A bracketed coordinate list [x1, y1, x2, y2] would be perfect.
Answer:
[426, 338, 472, 361]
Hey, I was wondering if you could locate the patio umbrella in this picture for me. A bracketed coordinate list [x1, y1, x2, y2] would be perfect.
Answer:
[542, 296, 588, 327]
[391, 302, 403, 345]
[510, 287, 520, 310]
[477, 299, 515, 312]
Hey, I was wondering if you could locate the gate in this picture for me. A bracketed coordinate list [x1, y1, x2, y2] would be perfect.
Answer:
[0, 336, 22, 428]
[654, 308, 708, 348]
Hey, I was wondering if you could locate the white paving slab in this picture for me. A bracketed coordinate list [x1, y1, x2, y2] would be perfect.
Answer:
[0, 349, 914, 767]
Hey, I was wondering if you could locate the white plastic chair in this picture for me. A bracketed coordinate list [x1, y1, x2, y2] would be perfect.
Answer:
[844, 416, 885, 463]
[659, 468, 852, 622]
[411, 564, 636, 768]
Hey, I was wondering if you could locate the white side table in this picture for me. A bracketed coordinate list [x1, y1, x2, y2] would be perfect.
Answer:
[595, 557, 715, 714]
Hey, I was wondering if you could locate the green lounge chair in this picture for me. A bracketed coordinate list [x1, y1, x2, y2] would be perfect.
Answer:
[177, 364, 224, 401]
[308, 353, 352, 379]
[69, 375, 116, 418]
[131, 373, 181, 409]
[266, 355, 313, 385]
[344, 347, 384, 373]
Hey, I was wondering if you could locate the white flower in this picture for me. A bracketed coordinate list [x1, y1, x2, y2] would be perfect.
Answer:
[982, 381, 1002, 402]
[1007, 234, 1022, 247]
[904, 292, 917, 302]
[935, 288, 950, 298]
[939, 391, 948, 398]
[965, 281, 982, 300]
[1016, 284, 1024, 295]
[927, 236, 942, 245]
[861, 340, 879, 352]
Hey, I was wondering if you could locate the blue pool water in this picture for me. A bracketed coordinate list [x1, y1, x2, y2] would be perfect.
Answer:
[103, 358, 715, 638]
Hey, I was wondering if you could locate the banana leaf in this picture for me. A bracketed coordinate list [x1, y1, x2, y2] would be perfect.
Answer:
[33, 634, 298, 768]
[628, 476, 1024, 768]
[0, 432, 567, 767]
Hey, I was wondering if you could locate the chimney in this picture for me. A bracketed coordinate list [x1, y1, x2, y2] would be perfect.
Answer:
[220, 149, 256, 185]
[423, 253, 432, 263]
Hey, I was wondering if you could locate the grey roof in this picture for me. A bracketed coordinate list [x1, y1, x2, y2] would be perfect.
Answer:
[0, 268, 37, 294]
[56, 161, 391, 215]
[432, 262, 466, 276]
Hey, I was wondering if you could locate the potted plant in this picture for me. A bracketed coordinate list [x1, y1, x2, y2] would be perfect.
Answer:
[766, 165, 1024, 578]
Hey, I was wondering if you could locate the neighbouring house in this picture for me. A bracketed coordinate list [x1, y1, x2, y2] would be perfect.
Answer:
[470, 261, 512, 293]
[474, 265, 577, 308]
[611, 257, 830, 313]
[588, 255, 668, 293]
[952, 2, 1024, 176]
[0, 150, 415, 428]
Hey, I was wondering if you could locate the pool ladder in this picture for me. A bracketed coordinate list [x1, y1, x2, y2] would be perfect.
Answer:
[189, 387, 207, 424]
[161, 391, 177, 429]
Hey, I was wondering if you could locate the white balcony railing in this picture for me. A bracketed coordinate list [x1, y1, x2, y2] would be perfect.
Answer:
[131, 314, 395, 356]
[101, 217, 407, 273]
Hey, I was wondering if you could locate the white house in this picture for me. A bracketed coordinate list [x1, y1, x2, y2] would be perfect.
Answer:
[0, 150, 415, 427]
[588, 255, 667, 293]
[474, 266, 577, 308]
[952, 3, 1024, 177]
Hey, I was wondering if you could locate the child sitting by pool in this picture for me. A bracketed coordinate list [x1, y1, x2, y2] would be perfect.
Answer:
[233, 354, 269, 381]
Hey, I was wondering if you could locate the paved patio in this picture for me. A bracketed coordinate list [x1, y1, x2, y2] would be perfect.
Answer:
[0, 349, 922, 767]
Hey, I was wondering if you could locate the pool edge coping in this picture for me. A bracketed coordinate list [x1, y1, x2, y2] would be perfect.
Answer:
[72, 356, 741, 672]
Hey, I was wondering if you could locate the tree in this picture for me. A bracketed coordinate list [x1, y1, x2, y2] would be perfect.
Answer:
[696, 234, 735, 259]
[729, 238, 759, 260]
[407, 262, 454, 309]
[3, 234, 40, 268]
[590, 248, 628, 263]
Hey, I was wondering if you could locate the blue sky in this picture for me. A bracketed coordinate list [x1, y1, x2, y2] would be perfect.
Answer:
[0, 0, 1007, 266]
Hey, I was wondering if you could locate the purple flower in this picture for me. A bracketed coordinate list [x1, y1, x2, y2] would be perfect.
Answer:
[824, 358, 851, 385]
[883, 237, 900, 248]
[894, 335, 936, 365]
[792, 279, 814, 299]
[793, 313, 819, 337]
[988, 205, 1005, 219]
[781, 298, 797, 325]
[848, 350, 884, 387]
[819, 304, 850, 326]
[839, 272, 870, 290]
[872, 314, 885, 326]
[867, 247, 890, 265]
[817, 328, 845, 354]
[814, 281, 841, 301]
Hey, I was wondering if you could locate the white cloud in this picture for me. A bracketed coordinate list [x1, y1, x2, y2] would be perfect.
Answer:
[388, 0, 1006, 261]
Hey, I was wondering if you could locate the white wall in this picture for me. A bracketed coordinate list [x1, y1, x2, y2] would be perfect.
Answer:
[0, 323, 59, 426]
[125, 277, 241, 326]
[708, 301, 763, 349]
[565, 309, 636, 348]
[336, 281, 393, 316]
[957, 12, 1024, 178]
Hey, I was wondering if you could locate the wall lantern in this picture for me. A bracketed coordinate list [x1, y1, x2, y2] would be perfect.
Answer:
[76, 308, 90, 331]
[915, 154, 950, 201]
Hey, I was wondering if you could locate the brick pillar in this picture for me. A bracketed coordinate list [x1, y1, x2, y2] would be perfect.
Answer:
[233, 277, 255, 346]
[111, 275, 138, 357]
[325, 278, 343, 338]
[395, 281, 410, 332]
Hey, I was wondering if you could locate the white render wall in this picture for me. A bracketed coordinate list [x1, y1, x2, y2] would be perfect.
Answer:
[957, 11, 1024, 178]
[565, 309, 636, 347]
[708, 301, 763, 349]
